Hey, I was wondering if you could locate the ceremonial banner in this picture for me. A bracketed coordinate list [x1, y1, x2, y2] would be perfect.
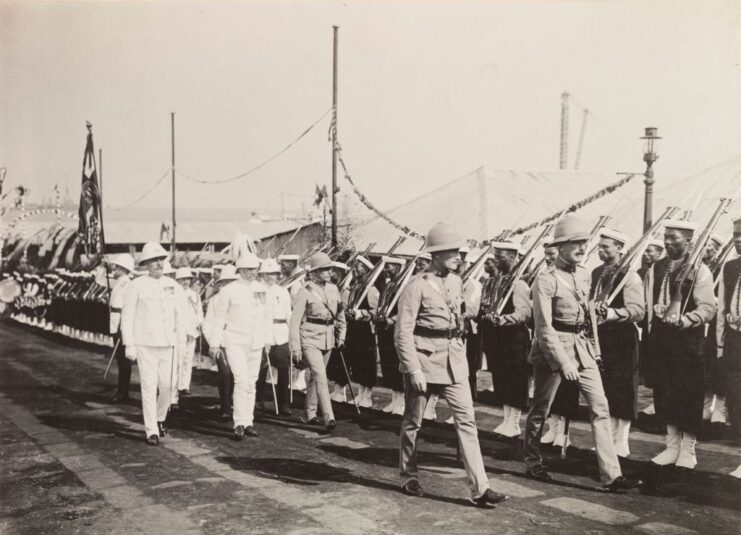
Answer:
[78, 125, 104, 254]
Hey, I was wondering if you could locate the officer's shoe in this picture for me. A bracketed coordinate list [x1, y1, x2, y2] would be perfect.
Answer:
[279, 407, 292, 417]
[157, 422, 168, 438]
[234, 425, 245, 441]
[244, 426, 259, 437]
[602, 475, 642, 493]
[526, 465, 553, 483]
[180, 389, 191, 397]
[401, 480, 424, 497]
[326, 419, 337, 431]
[146, 434, 159, 446]
[304, 417, 321, 425]
[469, 488, 510, 507]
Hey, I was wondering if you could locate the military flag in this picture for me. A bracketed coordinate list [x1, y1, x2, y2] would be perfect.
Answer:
[78, 123, 104, 254]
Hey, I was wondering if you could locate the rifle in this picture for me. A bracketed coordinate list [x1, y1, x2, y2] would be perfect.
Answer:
[339, 242, 375, 292]
[273, 224, 303, 258]
[376, 243, 428, 321]
[591, 206, 680, 308]
[492, 225, 553, 317]
[711, 237, 737, 291]
[583, 215, 613, 264]
[348, 236, 406, 314]
[657, 198, 733, 324]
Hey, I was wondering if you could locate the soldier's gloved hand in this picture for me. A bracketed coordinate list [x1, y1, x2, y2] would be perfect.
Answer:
[595, 357, 605, 373]
[124, 346, 137, 361]
[560, 362, 579, 382]
[675, 316, 694, 330]
[409, 370, 427, 393]
[291, 350, 302, 365]
[209, 346, 223, 360]
[490, 315, 505, 327]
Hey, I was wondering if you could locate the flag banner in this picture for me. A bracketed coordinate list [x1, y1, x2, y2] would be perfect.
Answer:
[78, 125, 104, 254]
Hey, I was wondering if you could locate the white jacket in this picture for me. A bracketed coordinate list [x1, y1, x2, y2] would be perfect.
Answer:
[109, 274, 131, 334]
[211, 279, 271, 350]
[265, 283, 292, 345]
[121, 275, 189, 349]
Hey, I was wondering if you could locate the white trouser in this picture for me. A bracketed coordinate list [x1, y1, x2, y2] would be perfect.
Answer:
[225, 339, 263, 428]
[136, 345, 175, 438]
[178, 338, 196, 391]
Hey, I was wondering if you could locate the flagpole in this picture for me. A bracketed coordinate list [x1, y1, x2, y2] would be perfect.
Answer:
[331, 25, 339, 248]
[171, 112, 176, 254]
[98, 148, 105, 253]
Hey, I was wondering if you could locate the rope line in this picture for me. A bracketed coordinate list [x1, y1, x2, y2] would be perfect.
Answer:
[107, 168, 171, 211]
[176, 107, 332, 185]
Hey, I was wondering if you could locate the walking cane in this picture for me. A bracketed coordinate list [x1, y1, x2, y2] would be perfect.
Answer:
[337, 347, 361, 415]
[263, 348, 279, 416]
[103, 337, 121, 379]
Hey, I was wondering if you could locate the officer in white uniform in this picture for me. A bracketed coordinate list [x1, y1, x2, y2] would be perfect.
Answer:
[121, 242, 189, 446]
[175, 267, 204, 398]
[108, 253, 135, 403]
[209, 254, 271, 439]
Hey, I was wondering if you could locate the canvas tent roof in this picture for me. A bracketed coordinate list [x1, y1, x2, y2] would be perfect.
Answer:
[349, 155, 741, 255]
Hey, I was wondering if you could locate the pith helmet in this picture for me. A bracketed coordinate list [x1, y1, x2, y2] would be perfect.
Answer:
[423, 222, 464, 253]
[218, 265, 239, 282]
[308, 252, 334, 271]
[235, 253, 260, 270]
[138, 242, 169, 265]
[109, 253, 134, 273]
[175, 267, 193, 280]
[550, 215, 590, 245]
[258, 258, 281, 274]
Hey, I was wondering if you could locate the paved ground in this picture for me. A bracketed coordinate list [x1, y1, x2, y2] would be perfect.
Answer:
[0, 320, 739, 535]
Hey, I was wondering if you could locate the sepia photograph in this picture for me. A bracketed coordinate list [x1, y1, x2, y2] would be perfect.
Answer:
[0, 1, 740, 533]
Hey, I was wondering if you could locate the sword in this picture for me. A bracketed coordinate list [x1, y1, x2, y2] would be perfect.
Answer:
[264, 347, 279, 416]
[103, 337, 121, 379]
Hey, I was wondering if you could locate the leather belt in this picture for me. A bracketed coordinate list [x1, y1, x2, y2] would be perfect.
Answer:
[305, 317, 334, 326]
[273, 319, 287, 324]
[552, 320, 588, 334]
[414, 326, 463, 339]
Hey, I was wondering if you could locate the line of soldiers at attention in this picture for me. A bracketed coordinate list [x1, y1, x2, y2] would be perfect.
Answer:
[6, 209, 741, 503]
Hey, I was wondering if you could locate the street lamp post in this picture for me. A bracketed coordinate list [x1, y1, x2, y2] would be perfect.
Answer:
[641, 127, 661, 232]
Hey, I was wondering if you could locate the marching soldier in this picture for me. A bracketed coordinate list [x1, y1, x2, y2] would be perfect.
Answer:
[523, 215, 639, 491]
[590, 228, 645, 457]
[716, 217, 741, 477]
[209, 254, 270, 439]
[395, 222, 508, 506]
[289, 252, 346, 431]
[645, 220, 715, 470]
[121, 242, 189, 446]
[107, 253, 135, 403]
[202, 265, 238, 418]
[480, 242, 532, 438]
[255, 258, 293, 416]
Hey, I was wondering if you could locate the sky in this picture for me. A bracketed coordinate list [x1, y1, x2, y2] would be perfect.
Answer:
[1, 0, 740, 225]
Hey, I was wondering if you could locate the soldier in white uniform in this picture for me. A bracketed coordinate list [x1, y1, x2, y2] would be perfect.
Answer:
[175, 267, 204, 398]
[202, 265, 238, 418]
[121, 242, 189, 446]
[209, 254, 271, 439]
[256, 259, 293, 415]
[108, 253, 135, 403]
